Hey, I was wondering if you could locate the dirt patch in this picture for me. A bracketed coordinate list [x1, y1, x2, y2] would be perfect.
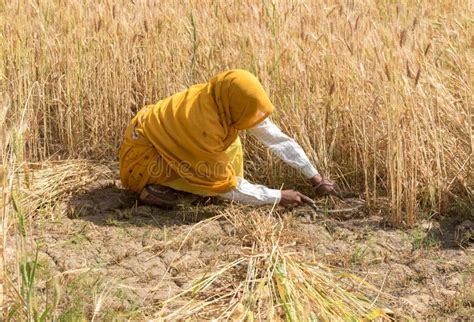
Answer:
[22, 184, 474, 319]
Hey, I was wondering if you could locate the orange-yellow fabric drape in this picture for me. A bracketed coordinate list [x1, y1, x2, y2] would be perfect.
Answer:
[119, 69, 274, 194]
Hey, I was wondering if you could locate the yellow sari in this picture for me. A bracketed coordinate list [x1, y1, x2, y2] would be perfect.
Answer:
[119, 69, 274, 195]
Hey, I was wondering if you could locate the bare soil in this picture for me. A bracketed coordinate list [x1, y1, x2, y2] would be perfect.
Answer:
[26, 180, 473, 320]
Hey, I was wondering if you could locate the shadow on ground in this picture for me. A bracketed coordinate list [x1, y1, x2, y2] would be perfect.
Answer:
[66, 182, 227, 228]
[426, 215, 474, 249]
[66, 181, 473, 250]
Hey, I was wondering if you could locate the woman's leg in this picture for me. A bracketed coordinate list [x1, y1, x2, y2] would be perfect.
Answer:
[120, 117, 168, 194]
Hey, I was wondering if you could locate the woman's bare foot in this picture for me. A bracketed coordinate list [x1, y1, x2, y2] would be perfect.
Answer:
[139, 184, 201, 208]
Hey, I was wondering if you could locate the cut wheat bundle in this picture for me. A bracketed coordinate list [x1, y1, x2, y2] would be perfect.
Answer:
[11, 160, 117, 218]
[156, 208, 395, 321]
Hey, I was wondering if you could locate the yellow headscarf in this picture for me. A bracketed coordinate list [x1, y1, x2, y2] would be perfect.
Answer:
[136, 69, 274, 193]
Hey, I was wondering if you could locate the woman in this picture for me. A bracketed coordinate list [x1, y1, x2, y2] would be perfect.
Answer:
[119, 70, 338, 208]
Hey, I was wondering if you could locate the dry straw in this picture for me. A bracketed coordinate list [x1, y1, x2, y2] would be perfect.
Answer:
[12, 160, 116, 219]
[155, 208, 393, 320]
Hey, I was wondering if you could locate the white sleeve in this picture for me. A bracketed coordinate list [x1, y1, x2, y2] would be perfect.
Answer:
[218, 177, 281, 206]
[248, 118, 319, 178]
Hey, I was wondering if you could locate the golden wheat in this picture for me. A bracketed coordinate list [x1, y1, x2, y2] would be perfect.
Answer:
[2, 0, 472, 225]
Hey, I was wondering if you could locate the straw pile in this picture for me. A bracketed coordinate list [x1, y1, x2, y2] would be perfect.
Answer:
[156, 208, 393, 320]
[11, 160, 117, 218]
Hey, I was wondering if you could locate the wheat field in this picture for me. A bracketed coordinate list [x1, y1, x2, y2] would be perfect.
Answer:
[2, 0, 472, 224]
[1, 0, 473, 320]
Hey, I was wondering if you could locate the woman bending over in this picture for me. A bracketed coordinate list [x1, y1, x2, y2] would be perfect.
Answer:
[119, 70, 338, 208]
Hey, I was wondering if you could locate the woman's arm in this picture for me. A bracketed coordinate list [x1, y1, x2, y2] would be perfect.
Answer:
[218, 177, 308, 206]
[218, 118, 338, 206]
[247, 118, 319, 179]
[248, 118, 338, 196]
[218, 177, 281, 205]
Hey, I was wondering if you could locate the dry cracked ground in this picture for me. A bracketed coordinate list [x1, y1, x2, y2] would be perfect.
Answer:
[9, 180, 473, 320]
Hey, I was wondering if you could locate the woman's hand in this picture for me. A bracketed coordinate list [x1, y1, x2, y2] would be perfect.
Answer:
[310, 174, 341, 198]
[280, 190, 309, 207]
